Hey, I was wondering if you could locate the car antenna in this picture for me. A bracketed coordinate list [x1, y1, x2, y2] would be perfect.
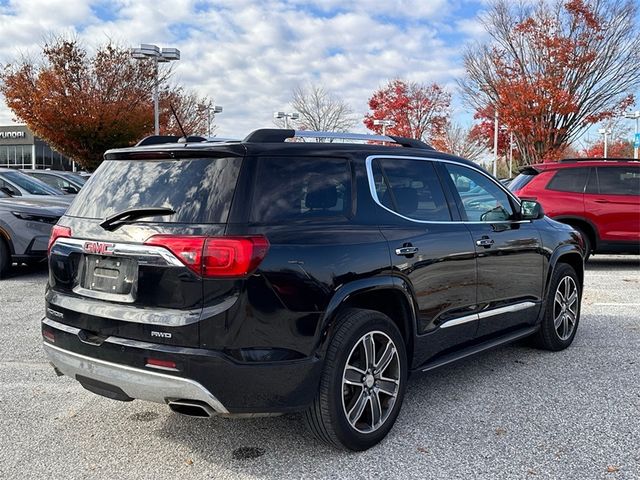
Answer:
[170, 103, 189, 141]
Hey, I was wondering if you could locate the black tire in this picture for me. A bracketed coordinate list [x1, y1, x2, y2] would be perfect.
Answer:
[0, 237, 10, 279]
[573, 226, 592, 262]
[530, 263, 581, 351]
[305, 309, 408, 451]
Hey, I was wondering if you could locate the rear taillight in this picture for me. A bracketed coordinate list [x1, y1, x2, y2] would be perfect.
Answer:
[144, 235, 270, 278]
[48, 225, 72, 254]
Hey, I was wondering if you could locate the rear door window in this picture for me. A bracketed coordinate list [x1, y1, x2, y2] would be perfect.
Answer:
[546, 168, 589, 193]
[251, 157, 352, 223]
[66, 158, 242, 223]
[595, 166, 640, 196]
[371, 158, 451, 222]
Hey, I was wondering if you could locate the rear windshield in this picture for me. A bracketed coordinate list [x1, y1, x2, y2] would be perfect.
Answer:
[508, 173, 536, 192]
[66, 158, 242, 223]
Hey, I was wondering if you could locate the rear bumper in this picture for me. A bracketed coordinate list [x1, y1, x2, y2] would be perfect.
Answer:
[44, 342, 229, 414]
[42, 317, 323, 414]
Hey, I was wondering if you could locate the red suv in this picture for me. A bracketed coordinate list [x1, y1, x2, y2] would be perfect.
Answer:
[510, 159, 640, 259]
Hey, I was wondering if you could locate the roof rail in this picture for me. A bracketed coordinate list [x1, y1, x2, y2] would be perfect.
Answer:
[559, 157, 639, 163]
[242, 129, 433, 149]
[136, 135, 207, 146]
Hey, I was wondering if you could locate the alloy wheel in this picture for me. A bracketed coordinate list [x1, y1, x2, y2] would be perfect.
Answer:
[553, 276, 579, 341]
[341, 331, 401, 434]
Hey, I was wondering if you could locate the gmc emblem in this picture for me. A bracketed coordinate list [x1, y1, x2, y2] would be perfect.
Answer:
[84, 241, 115, 255]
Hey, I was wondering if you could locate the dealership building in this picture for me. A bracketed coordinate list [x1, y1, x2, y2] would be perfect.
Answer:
[0, 125, 75, 171]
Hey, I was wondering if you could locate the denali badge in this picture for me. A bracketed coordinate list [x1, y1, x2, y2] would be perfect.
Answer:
[84, 241, 115, 255]
[46, 308, 64, 319]
[151, 331, 172, 339]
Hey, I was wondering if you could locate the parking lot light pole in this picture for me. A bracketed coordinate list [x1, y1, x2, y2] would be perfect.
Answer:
[598, 128, 612, 158]
[131, 44, 180, 135]
[201, 105, 223, 137]
[623, 111, 640, 159]
[273, 111, 299, 129]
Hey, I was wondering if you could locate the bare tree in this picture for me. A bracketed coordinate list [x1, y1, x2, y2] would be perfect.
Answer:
[276, 84, 356, 132]
[459, 0, 640, 164]
[432, 122, 488, 163]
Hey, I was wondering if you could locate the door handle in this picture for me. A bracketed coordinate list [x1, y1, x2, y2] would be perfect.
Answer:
[476, 237, 494, 248]
[395, 246, 419, 256]
[594, 199, 609, 204]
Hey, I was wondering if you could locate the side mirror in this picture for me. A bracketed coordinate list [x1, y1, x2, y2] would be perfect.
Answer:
[520, 199, 544, 220]
[61, 186, 79, 194]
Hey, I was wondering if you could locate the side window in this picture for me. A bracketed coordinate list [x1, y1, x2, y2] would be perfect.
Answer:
[251, 157, 351, 223]
[596, 167, 640, 196]
[371, 158, 451, 222]
[445, 164, 514, 222]
[546, 168, 589, 193]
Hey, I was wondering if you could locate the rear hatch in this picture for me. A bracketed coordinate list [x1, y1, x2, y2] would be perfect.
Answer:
[47, 152, 244, 347]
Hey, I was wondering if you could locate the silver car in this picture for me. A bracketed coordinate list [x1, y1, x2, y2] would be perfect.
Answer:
[0, 190, 68, 277]
[0, 168, 72, 202]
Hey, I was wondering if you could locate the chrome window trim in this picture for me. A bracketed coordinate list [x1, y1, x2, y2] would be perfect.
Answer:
[53, 237, 184, 267]
[365, 155, 526, 225]
[439, 301, 537, 329]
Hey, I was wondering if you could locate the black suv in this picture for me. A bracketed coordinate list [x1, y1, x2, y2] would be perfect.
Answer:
[43, 129, 584, 451]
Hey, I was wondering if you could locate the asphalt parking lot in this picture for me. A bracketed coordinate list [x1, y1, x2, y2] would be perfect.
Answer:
[0, 256, 638, 480]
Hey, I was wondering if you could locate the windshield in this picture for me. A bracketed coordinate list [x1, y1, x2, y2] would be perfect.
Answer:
[1, 170, 63, 195]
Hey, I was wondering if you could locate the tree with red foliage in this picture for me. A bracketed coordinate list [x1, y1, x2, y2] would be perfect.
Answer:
[1, 37, 212, 170]
[468, 105, 510, 157]
[582, 138, 633, 158]
[364, 79, 450, 144]
[460, 0, 640, 165]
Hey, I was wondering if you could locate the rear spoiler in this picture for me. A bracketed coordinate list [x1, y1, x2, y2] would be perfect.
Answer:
[136, 135, 207, 146]
[518, 166, 540, 175]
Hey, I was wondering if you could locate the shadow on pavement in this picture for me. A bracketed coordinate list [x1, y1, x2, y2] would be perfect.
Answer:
[586, 255, 640, 272]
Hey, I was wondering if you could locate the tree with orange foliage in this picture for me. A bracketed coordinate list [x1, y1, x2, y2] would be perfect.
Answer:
[364, 79, 450, 144]
[460, 0, 640, 165]
[582, 138, 633, 158]
[1, 37, 212, 170]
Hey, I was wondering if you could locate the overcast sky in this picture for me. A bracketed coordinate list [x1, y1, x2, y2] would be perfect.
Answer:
[0, 0, 637, 145]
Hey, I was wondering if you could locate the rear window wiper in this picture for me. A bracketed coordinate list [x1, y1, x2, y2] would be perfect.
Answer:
[100, 207, 176, 231]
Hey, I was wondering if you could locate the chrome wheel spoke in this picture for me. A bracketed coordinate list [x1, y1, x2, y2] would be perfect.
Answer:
[370, 391, 382, 428]
[348, 390, 368, 425]
[375, 342, 395, 375]
[555, 289, 565, 306]
[344, 366, 365, 386]
[363, 334, 375, 369]
[377, 378, 398, 397]
[567, 291, 578, 310]
[554, 312, 563, 329]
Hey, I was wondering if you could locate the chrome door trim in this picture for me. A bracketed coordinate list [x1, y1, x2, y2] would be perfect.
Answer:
[440, 301, 537, 329]
[477, 301, 537, 319]
[440, 313, 479, 329]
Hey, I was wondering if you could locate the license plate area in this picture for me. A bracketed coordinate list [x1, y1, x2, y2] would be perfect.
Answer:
[74, 255, 138, 302]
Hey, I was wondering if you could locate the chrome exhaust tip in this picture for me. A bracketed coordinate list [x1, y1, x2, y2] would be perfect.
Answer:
[168, 400, 216, 418]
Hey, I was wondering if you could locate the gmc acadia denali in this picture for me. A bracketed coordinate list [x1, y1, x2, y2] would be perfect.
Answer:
[42, 129, 584, 450]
